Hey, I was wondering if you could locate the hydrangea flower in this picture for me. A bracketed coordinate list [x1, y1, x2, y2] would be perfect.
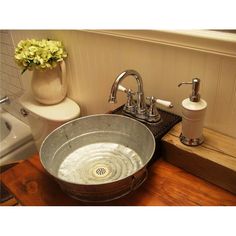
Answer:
[14, 38, 68, 74]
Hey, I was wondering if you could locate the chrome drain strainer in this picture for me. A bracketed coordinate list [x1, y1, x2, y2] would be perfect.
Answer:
[93, 166, 109, 177]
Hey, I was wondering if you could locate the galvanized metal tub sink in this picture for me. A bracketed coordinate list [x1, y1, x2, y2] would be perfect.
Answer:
[40, 114, 155, 202]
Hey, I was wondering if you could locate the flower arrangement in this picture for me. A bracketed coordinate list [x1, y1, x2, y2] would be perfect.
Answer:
[14, 39, 68, 74]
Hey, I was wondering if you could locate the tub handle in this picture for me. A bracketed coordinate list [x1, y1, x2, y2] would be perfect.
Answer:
[130, 167, 148, 192]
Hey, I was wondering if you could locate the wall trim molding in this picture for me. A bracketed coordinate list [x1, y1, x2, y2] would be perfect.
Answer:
[84, 30, 236, 58]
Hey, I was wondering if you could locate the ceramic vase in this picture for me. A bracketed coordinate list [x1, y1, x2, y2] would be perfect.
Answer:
[31, 61, 67, 105]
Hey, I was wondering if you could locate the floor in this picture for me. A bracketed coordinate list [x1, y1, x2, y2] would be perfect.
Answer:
[0, 163, 20, 206]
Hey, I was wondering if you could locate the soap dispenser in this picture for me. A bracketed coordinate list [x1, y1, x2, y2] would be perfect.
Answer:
[178, 78, 207, 146]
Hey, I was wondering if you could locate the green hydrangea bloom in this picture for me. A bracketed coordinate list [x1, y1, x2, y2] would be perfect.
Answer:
[14, 38, 68, 74]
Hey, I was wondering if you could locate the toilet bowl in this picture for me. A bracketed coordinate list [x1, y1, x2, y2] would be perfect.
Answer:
[19, 92, 80, 150]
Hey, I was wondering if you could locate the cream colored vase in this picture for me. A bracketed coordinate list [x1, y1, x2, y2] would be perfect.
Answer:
[31, 61, 67, 105]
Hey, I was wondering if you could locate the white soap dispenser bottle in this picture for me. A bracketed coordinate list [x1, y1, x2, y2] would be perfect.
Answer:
[178, 78, 207, 146]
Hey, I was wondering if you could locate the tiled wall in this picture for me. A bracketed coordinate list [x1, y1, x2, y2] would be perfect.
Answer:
[0, 30, 27, 122]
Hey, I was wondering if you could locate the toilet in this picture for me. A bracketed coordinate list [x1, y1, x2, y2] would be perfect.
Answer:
[19, 92, 80, 150]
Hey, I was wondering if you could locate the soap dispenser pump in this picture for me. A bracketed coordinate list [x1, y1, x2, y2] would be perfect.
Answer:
[178, 78, 207, 146]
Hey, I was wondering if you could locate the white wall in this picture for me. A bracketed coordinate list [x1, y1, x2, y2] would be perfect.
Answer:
[0, 30, 26, 122]
[8, 30, 236, 138]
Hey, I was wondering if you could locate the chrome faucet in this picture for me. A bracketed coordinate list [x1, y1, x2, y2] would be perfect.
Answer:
[0, 96, 10, 105]
[108, 70, 173, 124]
[108, 70, 147, 119]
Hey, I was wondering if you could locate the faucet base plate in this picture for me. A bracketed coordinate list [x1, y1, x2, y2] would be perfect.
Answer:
[122, 110, 162, 126]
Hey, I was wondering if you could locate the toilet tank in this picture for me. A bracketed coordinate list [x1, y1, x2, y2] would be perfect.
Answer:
[19, 93, 80, 150]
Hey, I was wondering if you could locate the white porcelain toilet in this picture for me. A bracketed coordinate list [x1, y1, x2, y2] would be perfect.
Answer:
[19, 92, 80, 150]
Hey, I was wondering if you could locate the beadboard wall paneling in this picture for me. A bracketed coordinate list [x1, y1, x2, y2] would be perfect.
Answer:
[10, 30, 236, 138]
[214, 57, 236, 135]
[90, 30, 236, 57]
[203, 54, 222, 130]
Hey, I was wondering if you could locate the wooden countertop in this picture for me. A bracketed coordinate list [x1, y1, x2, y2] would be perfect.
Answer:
[1, 154, 236, 206]
[162, 123, 236, 194]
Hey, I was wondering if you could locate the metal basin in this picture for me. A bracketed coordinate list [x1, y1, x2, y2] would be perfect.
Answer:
[40, 114, 155, 202]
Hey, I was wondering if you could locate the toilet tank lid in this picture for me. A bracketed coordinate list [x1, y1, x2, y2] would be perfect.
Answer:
[19, 93, 80, 122]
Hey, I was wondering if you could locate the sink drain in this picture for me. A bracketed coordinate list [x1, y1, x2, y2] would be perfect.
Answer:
[93, 166, 109, 178]
[96, 167, 106, 176]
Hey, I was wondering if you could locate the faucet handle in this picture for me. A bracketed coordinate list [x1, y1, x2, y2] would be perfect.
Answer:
[118, 84, 128, 93]
[123, 88, 136, 114]
[155, 98, 173, 108]
[145, 96, 161, 123]
[118, 85, 135, 95]
[0, 95, 10, 105]
[145, 96, 173, 123]
[146, 96, 173, 108]
[116, 84, 136, 114]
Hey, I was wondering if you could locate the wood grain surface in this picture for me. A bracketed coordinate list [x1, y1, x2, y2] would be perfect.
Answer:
[1, 154, 236, 206]
[162, 123, 236, 194]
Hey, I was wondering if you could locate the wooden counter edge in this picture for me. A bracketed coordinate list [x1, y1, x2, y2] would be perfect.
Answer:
[161, 124, 236, 194]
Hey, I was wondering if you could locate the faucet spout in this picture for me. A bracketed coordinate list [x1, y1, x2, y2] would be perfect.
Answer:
[108, 70, 146, 117]
[108, 82, 119, 103]
[108, 71, 126, 103]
